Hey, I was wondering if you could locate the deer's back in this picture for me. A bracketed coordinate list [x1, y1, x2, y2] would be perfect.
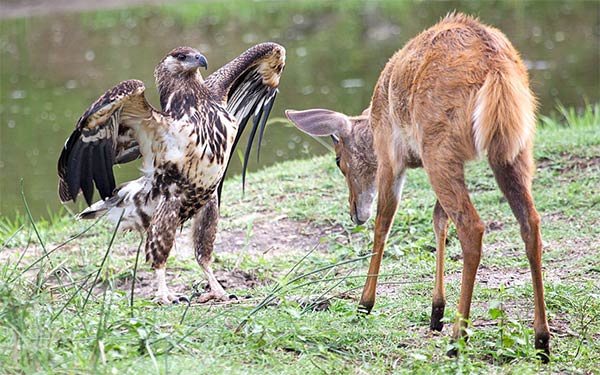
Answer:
[371, 13, 530, 162]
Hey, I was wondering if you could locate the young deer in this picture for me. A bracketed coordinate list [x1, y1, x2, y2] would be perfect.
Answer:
[286, 13, 550, 361]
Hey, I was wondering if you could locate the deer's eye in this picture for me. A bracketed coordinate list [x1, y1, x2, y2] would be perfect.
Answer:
[335, 155, 341, 168]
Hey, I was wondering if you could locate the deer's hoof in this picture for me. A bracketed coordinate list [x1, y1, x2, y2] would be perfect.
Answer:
[535, 332, 551, 363]
[446, 346, 458, 358]
[430, 304, 445, 332]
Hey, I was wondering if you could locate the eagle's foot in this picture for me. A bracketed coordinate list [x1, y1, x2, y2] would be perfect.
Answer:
[194, 289, 239, 304]
[197, 290, 238, 303]
[152, 291, 190, 305]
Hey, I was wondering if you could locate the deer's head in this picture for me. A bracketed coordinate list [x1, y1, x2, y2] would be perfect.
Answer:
[285, 108, 377, 225]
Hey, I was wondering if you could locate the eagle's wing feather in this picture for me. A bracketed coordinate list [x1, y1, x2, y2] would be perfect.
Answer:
[205, 42, 285, 199]
[58, 79, 162, 205]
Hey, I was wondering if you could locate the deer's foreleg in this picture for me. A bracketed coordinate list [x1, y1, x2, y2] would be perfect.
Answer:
[431, 200, 449, 331]
[358, 164, 406, 314]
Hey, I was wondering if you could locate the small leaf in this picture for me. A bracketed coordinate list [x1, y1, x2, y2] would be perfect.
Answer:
[502, 336, 515, 347]
[489, 307, 503, 319]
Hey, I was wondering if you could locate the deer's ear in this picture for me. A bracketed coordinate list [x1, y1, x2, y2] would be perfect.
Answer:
[285, 109, 351, 138]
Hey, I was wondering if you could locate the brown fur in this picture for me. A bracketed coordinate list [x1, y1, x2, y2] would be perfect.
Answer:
[336, 117, 377, 223]
[286, 13, 550, 362]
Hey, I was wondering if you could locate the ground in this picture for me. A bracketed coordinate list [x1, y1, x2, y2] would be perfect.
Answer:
[111, 215, 346, 301]
[0, 110, 599, 374]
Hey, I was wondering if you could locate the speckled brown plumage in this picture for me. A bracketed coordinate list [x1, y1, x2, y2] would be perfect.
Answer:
[58, 43, 286, 303]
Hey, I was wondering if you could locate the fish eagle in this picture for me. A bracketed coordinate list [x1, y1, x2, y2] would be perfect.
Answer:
[57, 43, 285, 303]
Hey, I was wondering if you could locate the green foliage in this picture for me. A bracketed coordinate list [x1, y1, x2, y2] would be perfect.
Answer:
[484, 288, 537, 363]
[540, 102, 599, 129]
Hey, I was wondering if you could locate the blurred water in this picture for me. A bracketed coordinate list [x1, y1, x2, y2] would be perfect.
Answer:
[0, 1, 598, 219]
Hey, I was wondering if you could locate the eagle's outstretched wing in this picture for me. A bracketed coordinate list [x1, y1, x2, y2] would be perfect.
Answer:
[205, 42, 286, 198]
[58, 79, 164, 205]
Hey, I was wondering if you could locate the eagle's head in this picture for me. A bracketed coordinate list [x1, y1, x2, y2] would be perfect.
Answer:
[155, 47, 209, 113]
[154, 47, 208, 83]
[158, 46, 208, 76]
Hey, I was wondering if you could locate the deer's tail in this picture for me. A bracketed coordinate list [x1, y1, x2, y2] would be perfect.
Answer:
[472, 64, 537, 165]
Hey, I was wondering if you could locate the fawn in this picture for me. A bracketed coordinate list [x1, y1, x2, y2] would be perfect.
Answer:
[286, 13, 550, 361]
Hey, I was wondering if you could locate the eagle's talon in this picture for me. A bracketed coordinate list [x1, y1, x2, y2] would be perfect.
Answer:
[177, 295, 191, 304]
[152, 296, 170, 305]
[153, 292, 189, 305]
[193, 289, 236, 304]
[192, 281, 203, 293]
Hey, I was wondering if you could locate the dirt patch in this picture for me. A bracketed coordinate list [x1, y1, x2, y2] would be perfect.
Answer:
[3, 215, 347, 301]
[486, 220, 505, 232]
[215, 216, 344, 257]
[108, 267, 262, 300]
[537, 153, 600, 174]
[213, 269, 261, 290]
[157, 215, 346, 262]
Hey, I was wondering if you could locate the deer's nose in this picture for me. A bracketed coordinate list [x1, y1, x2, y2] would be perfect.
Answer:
[351, 212, 366, 226]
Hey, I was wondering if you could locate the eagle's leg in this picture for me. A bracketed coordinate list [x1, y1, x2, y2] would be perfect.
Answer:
[192, 193, 232, 303]
[146, 196, 188, 304]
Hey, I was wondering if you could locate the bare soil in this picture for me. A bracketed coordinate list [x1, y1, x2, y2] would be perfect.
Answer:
[537, 154, 600, 175]
[3, 215, 347, 302]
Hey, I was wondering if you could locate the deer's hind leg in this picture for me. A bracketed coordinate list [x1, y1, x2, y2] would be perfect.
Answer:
[423, 157, 485, 355]
[489, 147, 550, 362]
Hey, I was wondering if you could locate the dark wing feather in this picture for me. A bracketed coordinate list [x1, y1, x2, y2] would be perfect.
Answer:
[57, 79, 160, 205]
[204, 42, 285, 201]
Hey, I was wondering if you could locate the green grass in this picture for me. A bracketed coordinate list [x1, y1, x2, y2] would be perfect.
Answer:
[1, 105, 599, 374]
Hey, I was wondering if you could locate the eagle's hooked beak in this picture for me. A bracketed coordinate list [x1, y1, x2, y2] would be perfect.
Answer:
[195, 54, 208, 70]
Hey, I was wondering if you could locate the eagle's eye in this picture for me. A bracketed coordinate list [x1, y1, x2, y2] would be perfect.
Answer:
[176, 53, 186, 61]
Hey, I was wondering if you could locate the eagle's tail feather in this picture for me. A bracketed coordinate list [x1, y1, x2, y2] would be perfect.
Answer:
[78, 195, 121, 220]
[77, 177, 154, 231]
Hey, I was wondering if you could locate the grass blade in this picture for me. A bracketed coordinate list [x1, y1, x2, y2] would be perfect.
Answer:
[130, 235, 144, 318]
[82, 211, 123, 310]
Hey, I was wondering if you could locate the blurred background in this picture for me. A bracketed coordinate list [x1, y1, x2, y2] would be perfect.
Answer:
[0, 0, 598, 220]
